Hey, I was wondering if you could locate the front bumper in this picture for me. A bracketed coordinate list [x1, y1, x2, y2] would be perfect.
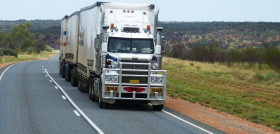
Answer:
[101, 62, 167, 101]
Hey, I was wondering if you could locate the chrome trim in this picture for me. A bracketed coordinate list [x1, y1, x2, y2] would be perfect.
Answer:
[102, 62, 167, 100]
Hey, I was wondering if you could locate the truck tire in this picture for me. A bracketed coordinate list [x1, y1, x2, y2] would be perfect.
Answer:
[98, 80, 108, 108]
[61, 64, 65, 78]
[152, 105, 163, 111]
[65, 64, 71, 82]
[79, 76, 88, 93]
[77, 74, 82, 91]
[89, 78, 96, 101]
[70, 68, 77, 86]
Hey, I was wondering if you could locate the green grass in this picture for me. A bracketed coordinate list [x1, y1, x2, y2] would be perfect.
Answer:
[0, 51, 55, 64]
[163, 57, 280, 131]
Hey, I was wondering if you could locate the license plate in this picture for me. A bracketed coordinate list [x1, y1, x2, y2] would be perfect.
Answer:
[105, 86, 118, 92]
[150, 87, 163, 94]
[130, 80, 139, 84]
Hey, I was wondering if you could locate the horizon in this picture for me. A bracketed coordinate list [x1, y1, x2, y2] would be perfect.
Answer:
[1, 19, 280, 23]
[0, 0, 280, 22]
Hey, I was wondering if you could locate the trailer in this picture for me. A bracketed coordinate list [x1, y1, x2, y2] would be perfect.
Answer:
[59, 15, 68, 78]
[60, 2, 166, 111]
[64, 11, 79, 85]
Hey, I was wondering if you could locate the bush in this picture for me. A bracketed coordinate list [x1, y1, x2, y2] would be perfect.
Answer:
[0, 51, 3, 56]
[253, 73, 264, 81]
[4, 48, 18, 57]
[264, 73, 276, 81]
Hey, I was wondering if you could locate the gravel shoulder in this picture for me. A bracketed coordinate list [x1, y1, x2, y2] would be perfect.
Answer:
[165, 96, 280, 134]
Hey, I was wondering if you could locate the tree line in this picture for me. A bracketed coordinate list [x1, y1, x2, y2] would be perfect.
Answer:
[0, 22, 47, 57]
[166, 42, 280, 72]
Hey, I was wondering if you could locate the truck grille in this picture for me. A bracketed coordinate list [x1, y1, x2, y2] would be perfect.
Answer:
[121, 61, 149, 84]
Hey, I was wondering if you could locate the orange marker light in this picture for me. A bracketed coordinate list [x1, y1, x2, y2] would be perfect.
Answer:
[110, 23, 114, 28]
[147, 25, 151, 30]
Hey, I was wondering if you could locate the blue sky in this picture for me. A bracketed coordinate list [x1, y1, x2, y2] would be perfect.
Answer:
[0, 0, 280, 22]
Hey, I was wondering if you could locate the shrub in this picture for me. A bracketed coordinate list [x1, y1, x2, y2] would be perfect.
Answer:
[0, 51, 3, 56]
[264, 73, 276, 81]
[4, 48, 18, 57]
[253, 73, 264, 81]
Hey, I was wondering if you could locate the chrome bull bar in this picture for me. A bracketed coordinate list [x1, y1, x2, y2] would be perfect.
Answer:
[102, 62, 167, 101]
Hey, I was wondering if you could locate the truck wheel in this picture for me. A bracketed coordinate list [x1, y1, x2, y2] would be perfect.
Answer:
[61, 65, 65, 78]
[81, 77, 89, 93]
[77, 74, 81, 91]
[152, 105, 164, 111]
[70, 68, 77, 86]
[98, 79, 108, 108]
[89, 78, 95, 101]
[65, 64, 71, 82]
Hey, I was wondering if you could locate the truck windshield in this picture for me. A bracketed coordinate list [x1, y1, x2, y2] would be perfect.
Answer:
[108, 37, 154, 54]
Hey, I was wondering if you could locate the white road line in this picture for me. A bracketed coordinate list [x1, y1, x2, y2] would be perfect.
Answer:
[45, 69, 104, 134]
[49, 80, 52, 83]
[45, 75, 48, 77]
[73, 110, 81, 116]
[62, 95, 66, 100]
[162, 110, 214, 134]
[54, 86, 58, 89]
[43, 71, 45, 74]
[148, 103, 213, 134]
[0, 63, 16, 81]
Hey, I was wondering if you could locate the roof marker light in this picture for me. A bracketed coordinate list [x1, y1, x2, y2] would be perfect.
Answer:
[143, 12, 146, 15]
[127, 10, 130, 13]
[131, 10, 134, 13]
[147, 25, 151, 30]
[123, 10, 126, 13]
[110, 23, 114, 28]
[110, 10, 113, 13]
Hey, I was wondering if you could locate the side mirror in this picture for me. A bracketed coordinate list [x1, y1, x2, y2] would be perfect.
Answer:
[102, 24, 109, 43]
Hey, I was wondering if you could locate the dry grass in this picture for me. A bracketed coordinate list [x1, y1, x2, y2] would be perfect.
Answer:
[162, 57, 280, 131]
[0, 51, 55, 64]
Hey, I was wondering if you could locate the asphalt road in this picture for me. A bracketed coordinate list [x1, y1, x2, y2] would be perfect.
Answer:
[0, 54, 225, 134]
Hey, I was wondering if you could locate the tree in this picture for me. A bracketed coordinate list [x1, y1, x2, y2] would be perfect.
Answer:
[6, 22, 37, 53]
[264, 47, 280, 72]
[0, 31, 6, 48]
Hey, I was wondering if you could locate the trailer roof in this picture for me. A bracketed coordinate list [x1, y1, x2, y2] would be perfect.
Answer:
[80, 2, 106, 12]
[80, 2, 155, 12]
[61, 15, 68, 21]
[68, 11, 79, 18]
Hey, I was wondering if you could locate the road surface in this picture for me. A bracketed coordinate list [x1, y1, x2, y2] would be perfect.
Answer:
[0, 54, 225, 134]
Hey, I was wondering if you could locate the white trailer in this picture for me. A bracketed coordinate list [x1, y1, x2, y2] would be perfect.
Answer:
[59, 15, 68, 77]
[60, 2, 166, 111]
[64, 11, 79, 85]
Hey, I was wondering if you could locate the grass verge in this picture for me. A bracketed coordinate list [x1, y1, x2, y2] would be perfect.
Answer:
[0, 51, 55, 64]
[163, 57, 280, 131]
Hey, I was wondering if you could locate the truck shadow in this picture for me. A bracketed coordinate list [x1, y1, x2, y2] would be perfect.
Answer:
[105, 102, 154, 111]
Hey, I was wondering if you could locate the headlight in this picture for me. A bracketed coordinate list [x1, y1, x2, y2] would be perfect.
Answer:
[111, 61, 119, 68]
[151, 77, 163, 84]
[151, 62, 159, 70]
[105, 75, 118, 83]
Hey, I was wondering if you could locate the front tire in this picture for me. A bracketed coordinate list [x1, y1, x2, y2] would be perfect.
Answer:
[98, 79, 108, 108]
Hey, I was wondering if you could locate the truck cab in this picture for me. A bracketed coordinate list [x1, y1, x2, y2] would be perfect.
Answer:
[97, 5, 166, 110]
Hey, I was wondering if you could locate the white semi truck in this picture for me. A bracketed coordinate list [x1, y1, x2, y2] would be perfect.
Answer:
[60, 2, 166, 110]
